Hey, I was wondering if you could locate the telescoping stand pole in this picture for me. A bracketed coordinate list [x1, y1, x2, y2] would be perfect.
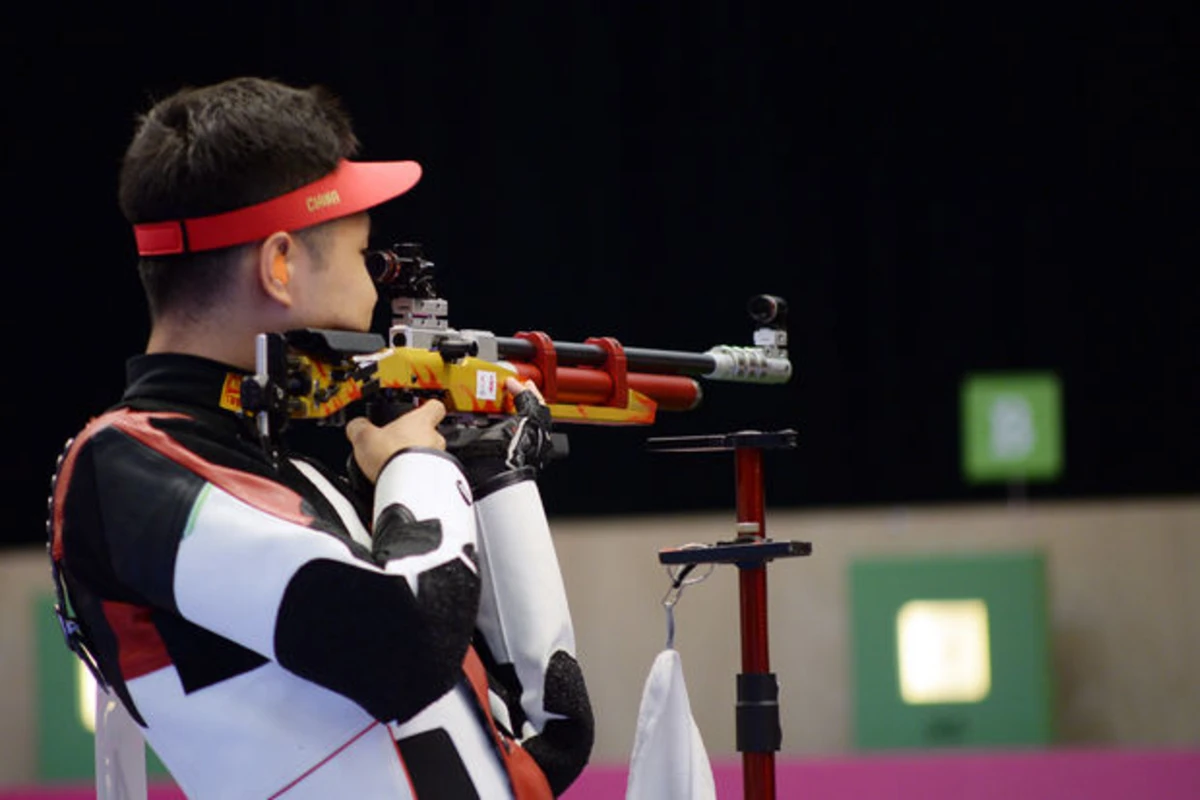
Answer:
[649, 429, 809, 800]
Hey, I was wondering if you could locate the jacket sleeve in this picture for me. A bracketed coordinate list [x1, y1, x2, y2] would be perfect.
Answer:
[67, 414, 480, 726]
[472, 477, 594, 795]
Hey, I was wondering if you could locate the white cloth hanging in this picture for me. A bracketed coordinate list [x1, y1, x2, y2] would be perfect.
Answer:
[626, 648, 717, 800]
[94, 684, 148, 800]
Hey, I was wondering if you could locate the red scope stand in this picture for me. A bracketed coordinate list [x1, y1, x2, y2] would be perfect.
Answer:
[649, 429, 808, 800]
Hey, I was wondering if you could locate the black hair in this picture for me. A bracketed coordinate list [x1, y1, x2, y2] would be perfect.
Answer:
[118, 77, 361, 321]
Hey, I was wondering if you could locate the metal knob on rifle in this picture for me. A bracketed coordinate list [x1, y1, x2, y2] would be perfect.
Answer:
[285, 358, 313, 397]
[239, 375, 269, 412]
[434, 337, 480, 363]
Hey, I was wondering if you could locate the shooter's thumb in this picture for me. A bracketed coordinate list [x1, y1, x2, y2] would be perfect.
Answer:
[415, 398, 448, 426]
[345, 416, 373, 445]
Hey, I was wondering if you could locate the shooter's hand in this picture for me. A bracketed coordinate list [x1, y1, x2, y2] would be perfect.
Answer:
[505, 376, 546, 409]
[445, 377, 556, 495]
[346, 399, 448, 484]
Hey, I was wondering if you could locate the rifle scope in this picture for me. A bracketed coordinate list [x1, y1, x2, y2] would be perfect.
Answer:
[365, 243, 437, 299]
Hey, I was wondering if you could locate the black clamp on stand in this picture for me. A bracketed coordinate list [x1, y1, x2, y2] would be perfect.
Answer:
[648, 428, 808, 800]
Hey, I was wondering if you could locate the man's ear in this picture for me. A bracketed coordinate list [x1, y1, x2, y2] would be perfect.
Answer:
[257, 232, 294, 307]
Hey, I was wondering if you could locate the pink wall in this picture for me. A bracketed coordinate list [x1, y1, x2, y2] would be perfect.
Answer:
[5, 749, 1198, 800]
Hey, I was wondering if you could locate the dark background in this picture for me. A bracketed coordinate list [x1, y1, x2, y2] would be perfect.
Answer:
[3, 4, 1196, 546]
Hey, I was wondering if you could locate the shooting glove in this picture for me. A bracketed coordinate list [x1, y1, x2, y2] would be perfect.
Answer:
[446, 390, 556, 498]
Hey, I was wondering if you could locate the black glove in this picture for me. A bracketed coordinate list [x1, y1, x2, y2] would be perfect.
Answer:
[445, 390, 556, 498]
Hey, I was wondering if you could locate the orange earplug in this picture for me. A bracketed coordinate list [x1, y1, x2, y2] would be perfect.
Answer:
[271, 253, 289, 285]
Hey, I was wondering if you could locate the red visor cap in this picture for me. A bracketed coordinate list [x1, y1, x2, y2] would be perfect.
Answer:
[133, 159, 422, 257]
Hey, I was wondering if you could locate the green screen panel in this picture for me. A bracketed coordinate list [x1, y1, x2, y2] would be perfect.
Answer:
[851, 552, 1053, 750]
[34, 593, 172, 782]
[961, 372, 1063, 483]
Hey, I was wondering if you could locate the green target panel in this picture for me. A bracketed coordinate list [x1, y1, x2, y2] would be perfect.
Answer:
[851, 552, 1053, 750]
[961, 372, 1063, 483]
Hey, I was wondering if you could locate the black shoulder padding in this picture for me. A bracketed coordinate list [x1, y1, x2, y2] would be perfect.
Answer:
[274, 557, 479, 724]
[89, 427, 207, 614]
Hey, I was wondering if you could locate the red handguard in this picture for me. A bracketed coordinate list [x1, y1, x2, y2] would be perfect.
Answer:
[510, 364, 700, 411]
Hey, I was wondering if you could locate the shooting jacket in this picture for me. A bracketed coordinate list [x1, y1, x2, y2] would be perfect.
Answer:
[48, 353, 593, 799]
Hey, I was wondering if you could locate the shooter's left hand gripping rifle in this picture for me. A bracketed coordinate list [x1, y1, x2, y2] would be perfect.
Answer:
[238, 243, 793, 443]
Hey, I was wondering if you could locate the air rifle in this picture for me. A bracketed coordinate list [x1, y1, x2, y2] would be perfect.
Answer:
[238, 243, 793, 440]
